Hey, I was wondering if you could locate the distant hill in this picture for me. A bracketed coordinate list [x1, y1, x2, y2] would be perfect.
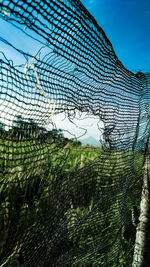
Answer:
[80, 136, 101, 147]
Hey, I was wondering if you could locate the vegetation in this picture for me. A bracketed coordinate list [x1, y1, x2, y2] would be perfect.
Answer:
[0, 116, 145, 266]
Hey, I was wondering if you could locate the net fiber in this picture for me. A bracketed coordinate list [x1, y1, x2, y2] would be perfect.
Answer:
[0, 0, 149, 266]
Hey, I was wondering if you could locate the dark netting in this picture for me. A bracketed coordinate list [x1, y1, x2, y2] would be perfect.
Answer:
[0, 0, 149, 266]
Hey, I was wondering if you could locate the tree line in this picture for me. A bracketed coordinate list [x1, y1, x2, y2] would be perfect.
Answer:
[0, 115, 81, 145]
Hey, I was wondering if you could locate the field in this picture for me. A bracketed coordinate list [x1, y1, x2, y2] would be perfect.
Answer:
[0, 133, 145, 266]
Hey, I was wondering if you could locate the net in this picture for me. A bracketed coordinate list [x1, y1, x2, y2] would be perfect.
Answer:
[0, 0, 149, 266]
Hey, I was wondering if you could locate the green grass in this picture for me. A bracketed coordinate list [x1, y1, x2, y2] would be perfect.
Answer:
[0, 137, 145, 266]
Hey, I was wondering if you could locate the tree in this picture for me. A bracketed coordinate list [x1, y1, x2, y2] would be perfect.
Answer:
[0, 121, 5, 136]
[46, 128, 64, 143]
[8, 115, 44, 140]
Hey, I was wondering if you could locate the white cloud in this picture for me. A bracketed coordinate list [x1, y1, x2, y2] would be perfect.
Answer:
[52, 111, 103, 141]
[0, 99, 103, 141]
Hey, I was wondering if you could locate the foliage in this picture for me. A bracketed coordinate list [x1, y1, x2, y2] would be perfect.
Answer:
[0, 124, 145, 266]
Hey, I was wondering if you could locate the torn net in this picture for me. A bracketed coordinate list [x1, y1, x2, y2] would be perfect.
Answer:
[0, 0, 149, 266]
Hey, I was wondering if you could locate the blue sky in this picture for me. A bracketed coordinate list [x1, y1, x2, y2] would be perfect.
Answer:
[82, 0, 150, 73]
[0, 0, 149, 144]
[0, 0, 149, 71]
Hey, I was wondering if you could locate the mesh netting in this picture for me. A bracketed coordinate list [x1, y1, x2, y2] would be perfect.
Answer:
[0, 0, 149, 266]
